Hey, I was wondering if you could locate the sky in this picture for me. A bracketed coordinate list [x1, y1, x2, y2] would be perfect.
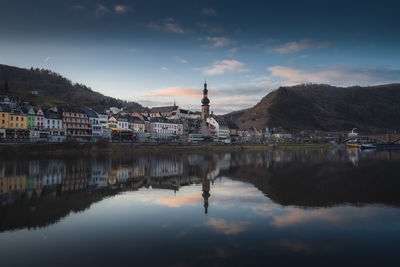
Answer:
[1, 0, 400, 113]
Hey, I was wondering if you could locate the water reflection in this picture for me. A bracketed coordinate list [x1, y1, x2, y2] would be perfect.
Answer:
[1, 150, 400, 266]
[1, 150, 400, 229]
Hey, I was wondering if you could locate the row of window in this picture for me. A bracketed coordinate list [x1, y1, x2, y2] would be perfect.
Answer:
[64, 124, 90, 128]
[64, 118, 89, 123]
[153, 124, 180, 129]
[10, 116, 24, 121]
[9, 123, 26, 128]
[64, 112, 87, 118]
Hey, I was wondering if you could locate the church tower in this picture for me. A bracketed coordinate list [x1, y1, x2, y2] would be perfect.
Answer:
[201, 82, 210, 120]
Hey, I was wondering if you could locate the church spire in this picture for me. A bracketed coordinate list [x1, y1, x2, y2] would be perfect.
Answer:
[201, 81, 210, 120]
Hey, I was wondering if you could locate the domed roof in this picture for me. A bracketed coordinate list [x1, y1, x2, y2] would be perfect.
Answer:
[201, 96, 210, 105]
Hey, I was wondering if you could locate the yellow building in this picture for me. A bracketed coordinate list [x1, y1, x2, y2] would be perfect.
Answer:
[0, 106, 27, 129]
[0, 106, 10, 129]
[133, 121, 146, 133]
[8, 112, 27, 129]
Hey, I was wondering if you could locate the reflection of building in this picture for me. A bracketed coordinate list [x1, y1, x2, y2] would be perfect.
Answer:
[0, 154, 224, 209]
[62, 161, 91, 192]
[202, 175, 210, 214]
[150, 159, 183, 178]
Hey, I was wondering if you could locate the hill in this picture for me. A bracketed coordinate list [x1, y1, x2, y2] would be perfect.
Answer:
[234, 83, 400, 133]
[0, 64, 144, 112]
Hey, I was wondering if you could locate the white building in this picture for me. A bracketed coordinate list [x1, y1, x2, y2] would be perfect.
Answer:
[98, 114, 109, 129]
[117, 117, 130, 130]
[206, 116, 230, 141]
[150, 118, 183, 140]
[44, 110, 66, 142]
[106, 107, 123, 115]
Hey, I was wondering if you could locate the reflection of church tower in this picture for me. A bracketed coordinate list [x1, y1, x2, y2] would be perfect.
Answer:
[201, 82, 210, 120]
[200, 156, 211, 214]
[202, 175, 210, 214]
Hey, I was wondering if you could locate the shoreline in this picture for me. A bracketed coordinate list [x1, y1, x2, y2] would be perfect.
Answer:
[0, 142, 336, 156]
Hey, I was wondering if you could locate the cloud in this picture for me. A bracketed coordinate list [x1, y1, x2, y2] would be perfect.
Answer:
[44, 57, 51, 62]
[141, 87, 201, 99]
[203, 59, 249, 75]
[137, 190, 201, 208]
[206, 37, 233, 47]
[270, 39, 329, 54]
[205, 218, 249, 235]
[94, 4, 110, 16]
[114, 5, 130, 14]
[161, 66, 168, 71]
[175, 57, 188, 64]
[267, 65, 400, 86]
[146, 18, 185, 34]
[201, 8, 218, 16]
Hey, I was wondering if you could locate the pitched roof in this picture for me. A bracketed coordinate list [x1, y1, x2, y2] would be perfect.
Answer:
[149, 106, 178, 114]
[83, 109, 99, 118]
[45, 110, 62, 119]
[0, 104, 11, 112]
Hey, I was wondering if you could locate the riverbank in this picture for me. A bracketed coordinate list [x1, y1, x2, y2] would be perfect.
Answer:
[0, 142, 336, 156]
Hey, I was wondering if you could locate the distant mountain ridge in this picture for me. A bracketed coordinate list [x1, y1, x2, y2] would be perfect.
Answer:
[0, 64, 144, 112]
[233, 83, 400, 133]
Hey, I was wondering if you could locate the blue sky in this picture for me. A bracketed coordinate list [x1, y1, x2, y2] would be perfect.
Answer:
[1, 0, 400, 113]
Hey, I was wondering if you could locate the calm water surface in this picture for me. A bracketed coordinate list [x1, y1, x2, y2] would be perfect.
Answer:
[1, 149, 400, 266]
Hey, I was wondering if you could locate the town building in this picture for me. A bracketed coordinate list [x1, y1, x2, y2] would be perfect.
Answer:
[117, 116, 130, 130]
[83, 109, 104, 139]
[8, 107, 27, 130]
[0, 104, 10, 129]
[149, 104, 179, 118]
[61, 107, 91, 138]
[108, 116, 118, 129]
[27, 107, 36, 130]
[35, 108, 45, 130]
[207, 116, 230, 141]
[45, 110, 66, 142]
[150, 118, 184, 140]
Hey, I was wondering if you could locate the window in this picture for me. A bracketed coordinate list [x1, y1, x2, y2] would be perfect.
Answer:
[11, 116, 13, 121]
[21, 117, 24, 121]
[10, 123, 13, 127]
[1, 120, 4, 123]
[16, 117, 19, 121]
[16, 123, 19, 127]
[1, 114, 4, 117]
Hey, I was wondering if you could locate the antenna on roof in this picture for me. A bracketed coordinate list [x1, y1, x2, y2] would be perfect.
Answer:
[173, 98, 176, 107]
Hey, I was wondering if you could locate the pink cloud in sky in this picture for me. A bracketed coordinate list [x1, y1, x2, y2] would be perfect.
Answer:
[203, 59, 249, 75]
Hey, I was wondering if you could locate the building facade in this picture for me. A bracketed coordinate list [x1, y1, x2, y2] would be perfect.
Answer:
[61, 108, 91, 138]
[207, 116, 230, 141]
[35, 108, 45, 130]
[27, 107, 36, 130]
[150, 118, 184, 139]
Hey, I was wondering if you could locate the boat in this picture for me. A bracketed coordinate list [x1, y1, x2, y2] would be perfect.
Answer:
[346, 142, 376, 149]
[347, 143, 360, 148]
[360, 144, 376, 149]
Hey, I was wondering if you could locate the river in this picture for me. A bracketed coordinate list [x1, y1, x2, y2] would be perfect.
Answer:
[1, 149, 400, 266]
